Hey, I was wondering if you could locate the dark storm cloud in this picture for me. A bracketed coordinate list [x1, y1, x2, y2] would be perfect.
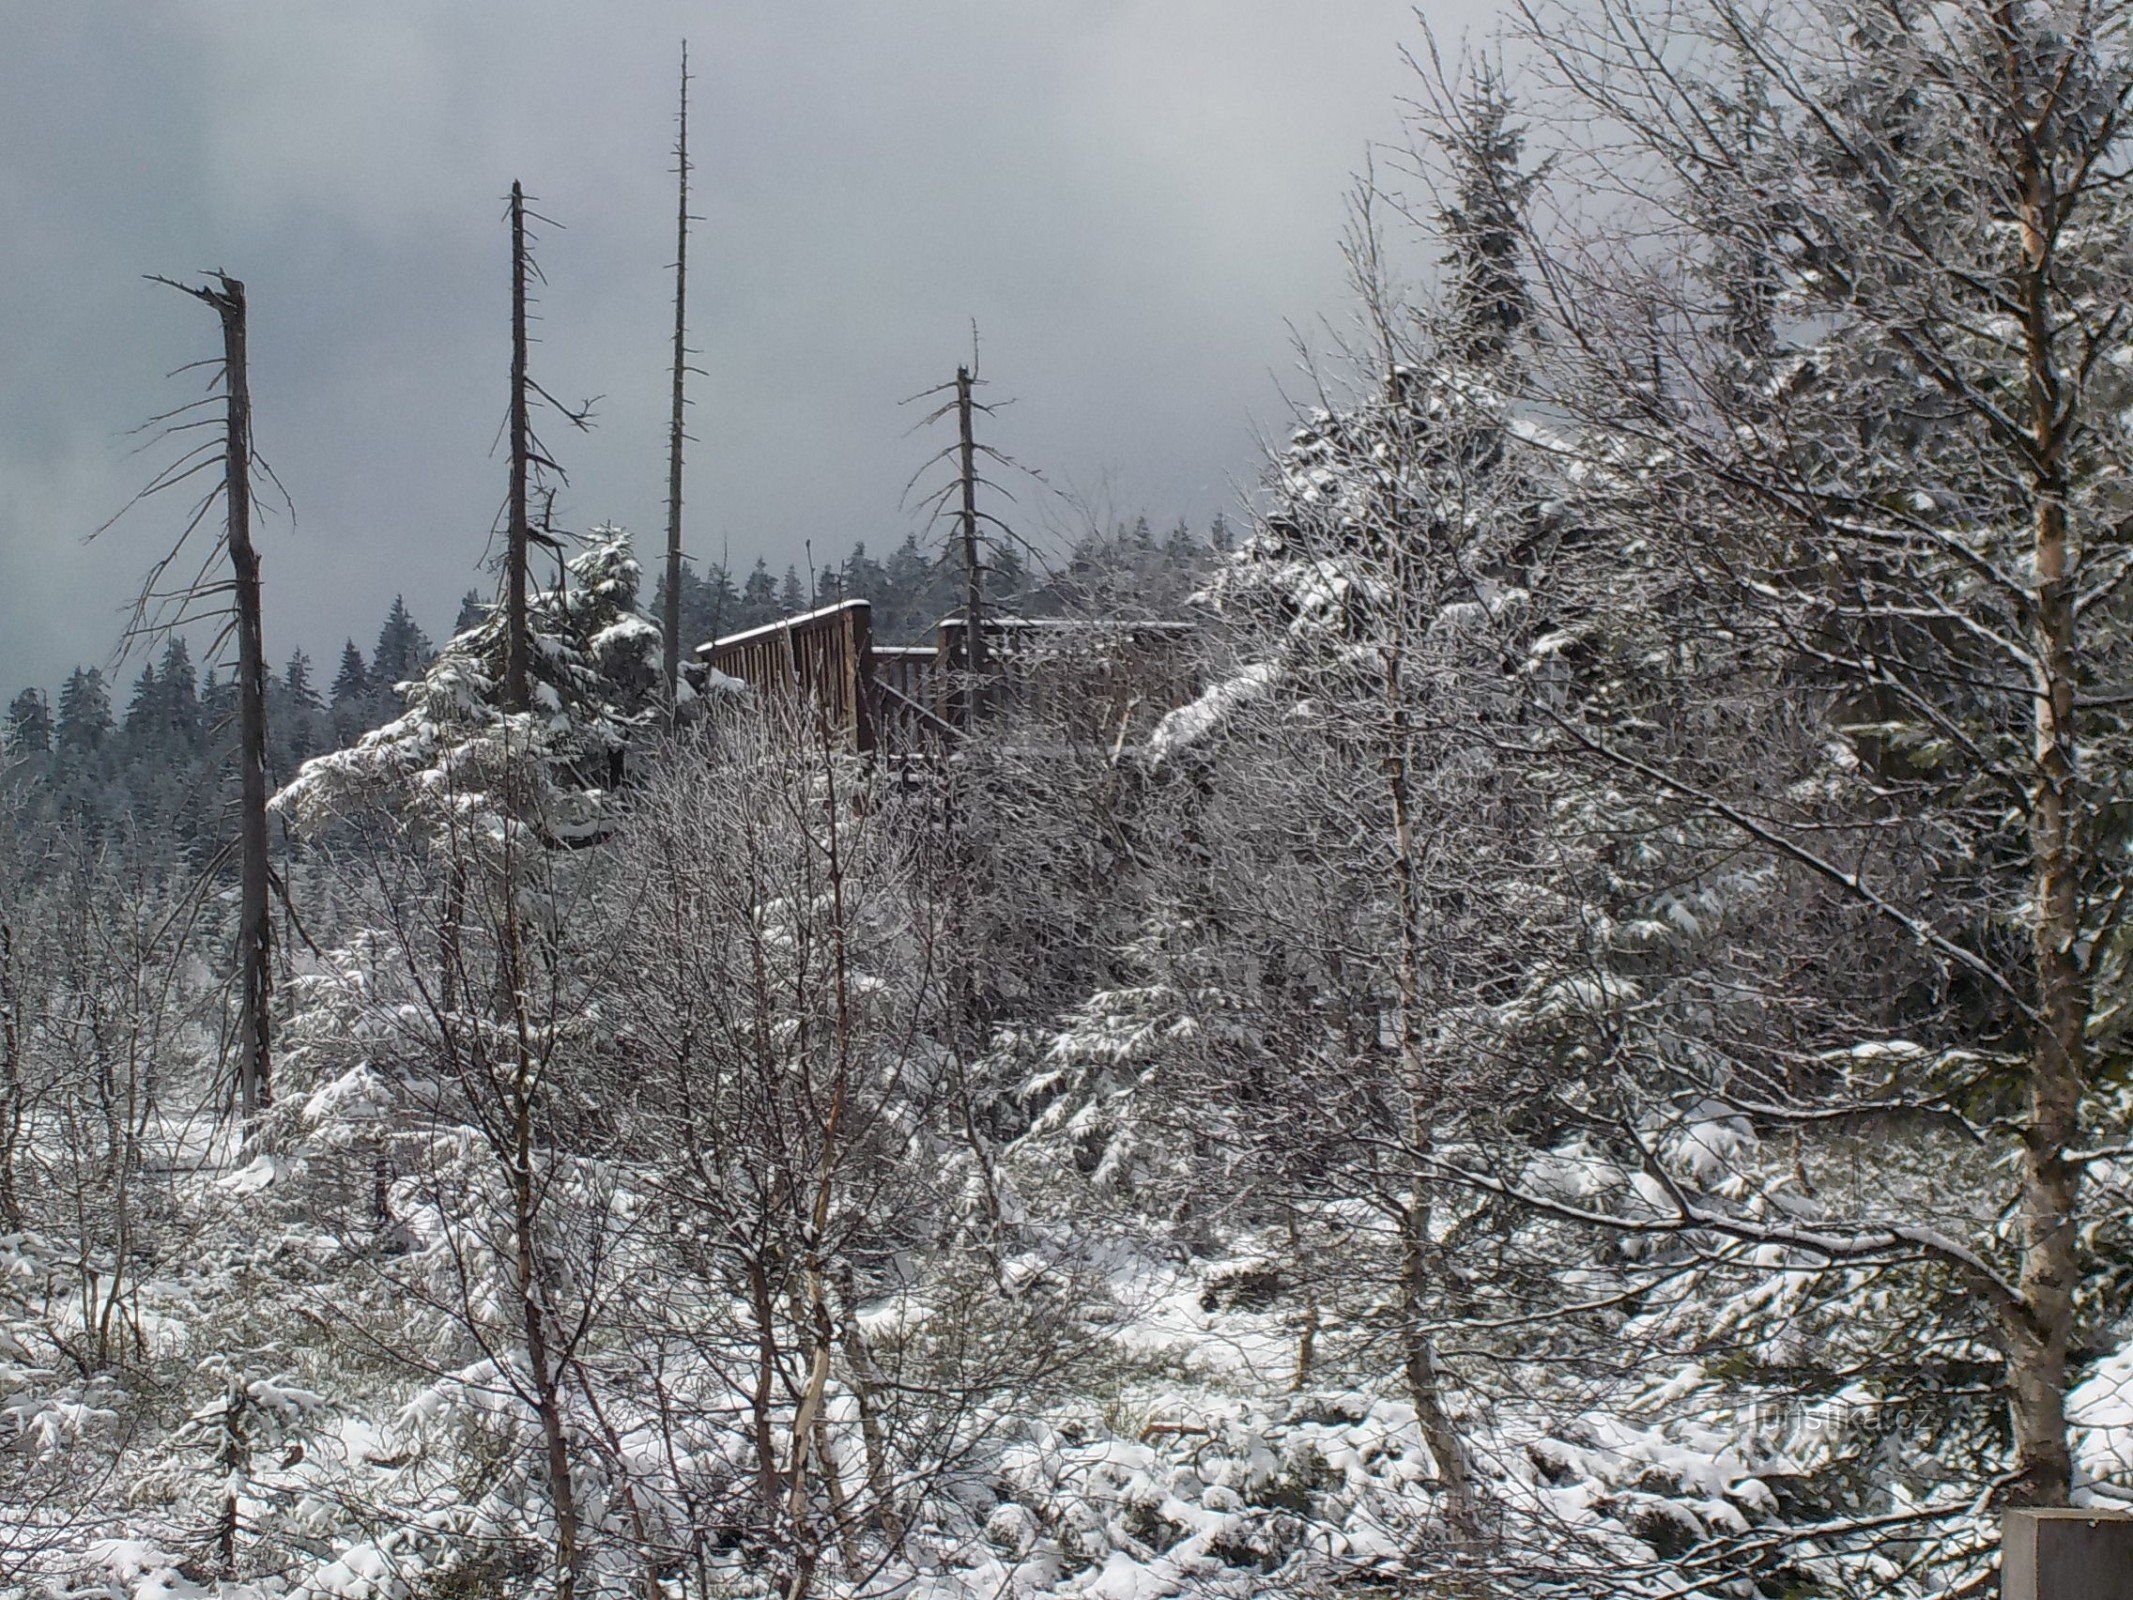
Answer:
[0, 1, 1471, 693]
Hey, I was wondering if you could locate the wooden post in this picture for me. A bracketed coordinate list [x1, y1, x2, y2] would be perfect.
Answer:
[2003, 1509, 2133, 1599]
[661, 44, 691, 715]
[505, 180, 532, 711]
[846, 601, 874, 754]
[936, 619, 963, 731]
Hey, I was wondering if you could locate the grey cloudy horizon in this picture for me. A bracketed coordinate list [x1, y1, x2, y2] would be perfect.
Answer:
[0, 1, 1477, 697]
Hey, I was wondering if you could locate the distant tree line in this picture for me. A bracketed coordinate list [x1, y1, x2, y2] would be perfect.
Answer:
[2, 593, 441, 846]
[652, 515, 1232, 655]
[3, 516, 1228, 844]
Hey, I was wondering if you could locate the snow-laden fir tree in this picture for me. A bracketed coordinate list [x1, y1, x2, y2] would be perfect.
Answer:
[277, 526, 659, 844]
[1392, 0, 2133, 1588]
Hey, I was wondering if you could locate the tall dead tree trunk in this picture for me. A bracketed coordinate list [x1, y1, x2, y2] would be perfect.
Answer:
[506, 180, 533, 712]
[955, 364, 986, 691]
[158, 273, 271, 1121]
[224, 280, 272, 1123]
[905, 349, 1014, 722]
[662, 45, 692, 714]
[0, 919, 22, 1230]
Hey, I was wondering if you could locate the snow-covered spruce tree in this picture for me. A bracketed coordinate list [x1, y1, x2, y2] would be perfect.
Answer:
[255, 733, 667, 1598]
[251, 528, 666, 1599]
[276, 526, 658, 844]
[1406, 0, 2133, 1585]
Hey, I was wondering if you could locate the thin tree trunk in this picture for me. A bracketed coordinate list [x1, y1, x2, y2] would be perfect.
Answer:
[1399, 1195, 1479, 1541]
[2008, 120, 2083, 1506]
[1287, 1212, 1318, 1393]
[662, 46, 691, 714]
[950, 1044, 1005, 1258]
[159, 273, 272, 1121]
[746, 1253, 787, 1529]
[815, 1401, 860, 1575]
[834, 1258, 906, 1553]
[506, 181, 532, 712]
[217, 277, 272, 1124]
[1382, 532, 1481, 1541]
[0, 921, 23, 1229]
[213, 1372, 249, 1574]
[514, 1142, 580, 1600]
[785, 1333, 832, 1600]
[502, 865, 580, 1598]
[784, 717, 859, 1600]
[956, 365, 986, 701]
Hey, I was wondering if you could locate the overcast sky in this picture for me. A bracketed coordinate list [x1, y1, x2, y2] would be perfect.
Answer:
[0, 2, 1474, 694]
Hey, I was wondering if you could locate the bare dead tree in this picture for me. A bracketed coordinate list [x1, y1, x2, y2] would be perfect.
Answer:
[502, 183, 595, 714]
[662, 43, 694, 714]
[902, 337, 1041, 716]
[507, 183, 533, 711]
[954, 365, 984, 683]
[656, 46, 699, 712]
[115, 271, 274, 1122]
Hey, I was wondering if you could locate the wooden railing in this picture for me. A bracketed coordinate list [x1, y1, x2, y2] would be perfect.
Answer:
[694, 602, 1196, 758]
[937, 616, 1198, 743]
[870, 645, 957, 753]
[695, 598, 875, 752]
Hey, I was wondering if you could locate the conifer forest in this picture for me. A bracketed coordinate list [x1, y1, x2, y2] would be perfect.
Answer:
[8, 3, 2133, 1596]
